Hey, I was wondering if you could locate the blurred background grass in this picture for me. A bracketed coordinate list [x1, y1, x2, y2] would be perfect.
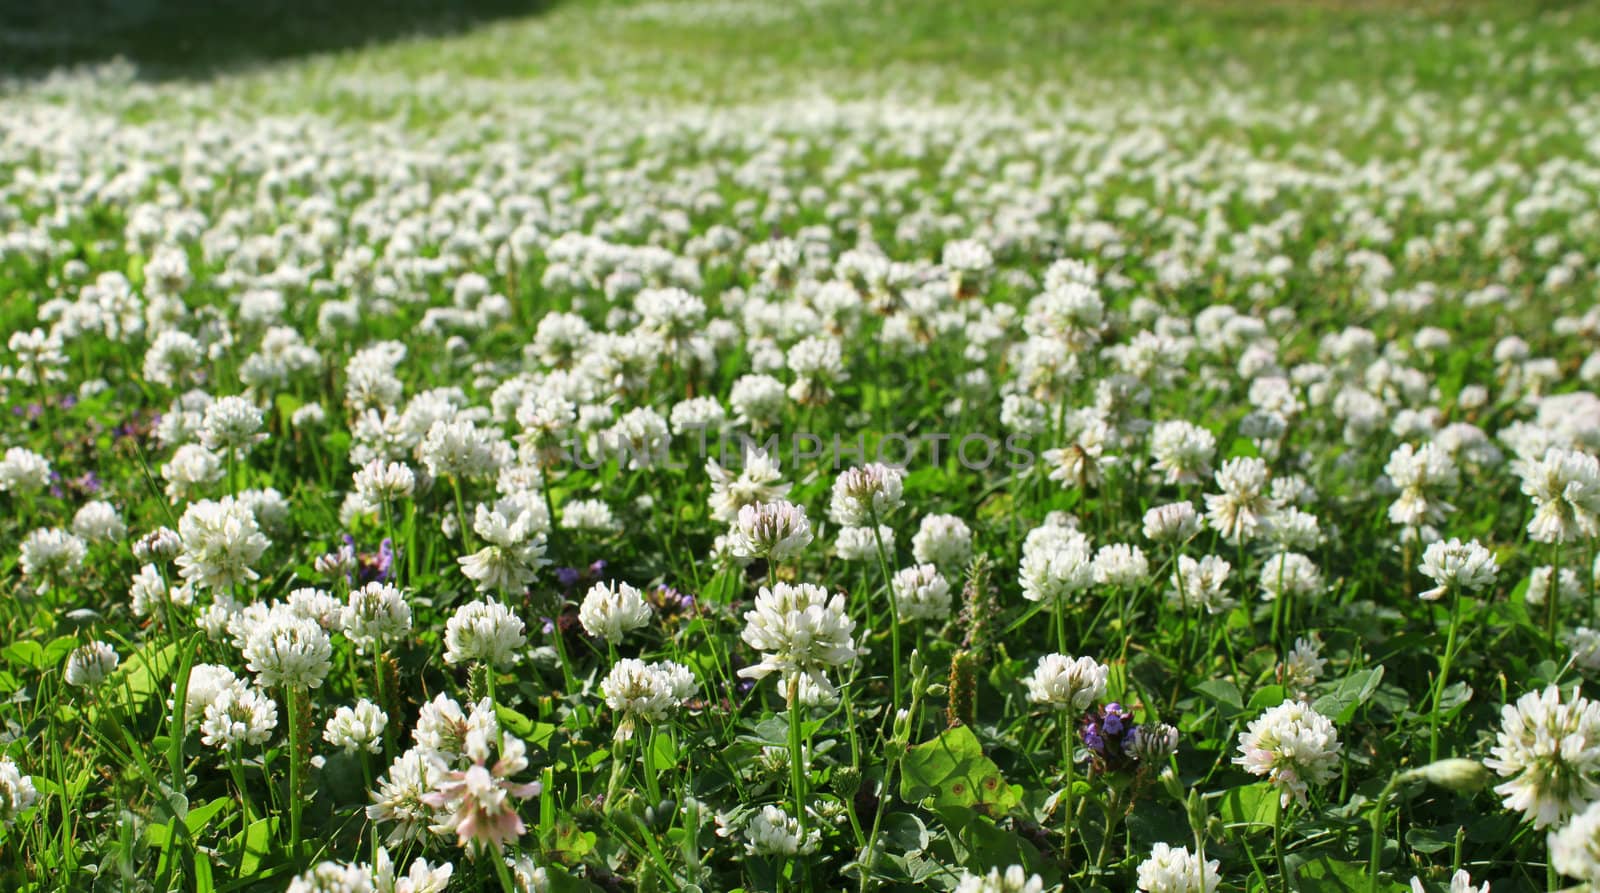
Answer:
[4, 0, 1594, 95]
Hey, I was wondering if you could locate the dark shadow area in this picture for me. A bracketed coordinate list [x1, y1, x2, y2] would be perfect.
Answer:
[0, 0, 555, 80]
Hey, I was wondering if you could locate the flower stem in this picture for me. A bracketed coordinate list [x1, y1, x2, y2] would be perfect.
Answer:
[492, 849, 518, 893]
[285, 687, 304, 860]
[1274, 801, 1290, 893]
[1548, 542, 1564, 653]
[787, 674, 808, 843]
[869, 516, 902, 715]
[1060, 710, 1076, 872]
[1368, 774, 1400, 893]
[1428, 590, 1463, 762]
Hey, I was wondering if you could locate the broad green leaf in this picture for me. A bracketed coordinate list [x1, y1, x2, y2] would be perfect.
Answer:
[1193, 679, 1243, 712]
[900, 725, 1021, 812]
[238, 817, 278, 876]
[1, 641, 44, 670]
[1313, 666, 1385, 724]
[1296, 856, 1406, 893]
[1246, 684, 1288, 714]
[496, 704, 557, 749]
[1216, 781, 1279, 832]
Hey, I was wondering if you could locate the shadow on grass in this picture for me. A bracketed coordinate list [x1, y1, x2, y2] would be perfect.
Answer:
[0, 0, 556, 80]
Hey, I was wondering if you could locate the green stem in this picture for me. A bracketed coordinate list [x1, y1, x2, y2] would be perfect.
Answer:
[1060, 710, 1076, 872]
[869, 516, 902, 715]
[787, 674, 809, 890]
[1368, 774, 1400, 893]
[604, 726, 632, 811]
[1548, 542, 1564, 653]
[1275, 801, 1290, 893]
[286, 687, 304, 860]
[788, 675, 807, 834]
[1428, 590, 1462, 762]
[492, 848, 518, 893]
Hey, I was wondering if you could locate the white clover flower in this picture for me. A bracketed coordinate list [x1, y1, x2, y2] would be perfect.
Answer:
[287, 861, 373, 893]
[458, 503, 549, 593]
[1149, 420, 1217, 486]
[129, 563, 171, 618]
[133, 526, 182, 563]
[71, 500, 126, 543]
[1043, 411, 1114, 489]
[442, 599, 526, 669]
[64, 640, 119, 688]
[828, 463, 905, 526]
[706, 449, 791, 524]
[785, 336, 847, 406]
[559, 498, 618, 533]
[324, 700, 388, 754]
[413, 693, 470, 763]
[835, 525, 895, 561]
[1019, 525, 1093, 604]
[594, 407, 672, 469]
[0, 757, 38, 826]
[176, 663, 238, 725]
[738, 582, 856, 699]
[890, 564, 953, 621]
[742, 804, 819, 856]
[1417, 538, 1498, 601]
[1265, 506, 1321, 551]
[1280, 636, 1326, 693]
[1486, 685, 1600, 828]
[288, 587, 343, 629]
[175, 498, 270, 590]
[419, 418, 502, 480]
[1024, 653, 1107, 712]
[578, 581, 653, 643]
[1136, 843, 1221, 893]
[911, 513, 973, 569]
[1258, 552, 1323, 601]
[1168, 554, 1234, 614]
[1234, 700, 1342, 806]
[420, 704, 539, 854]
[354, 459, 416, 505]
[1143, 502, 1200, 543]
[728, 499, 813, 562]
[1385, 442, 1460, 528]
[200, 682, 279, 748]
[241, 606, 333, 689]
[200, 395, 267, 453]
[0, 447, 51, 495]
[1551, 798, 1600, 886]
[954, 865, 1045, 893]
[729, 374, 788, 429]
[1093, 543, 1150, 587]
[1572, 627, 1600, 673]
[1527, 565, 1584, 608]
[1408, 870, 1488, 893]
[1204, 457, 1275, 545]
[369, 747, 443, 845]
[19, 528, 87, 593]
[602, 658, 693, 726]
[341, 581, 413, 653]
[1518, 448, 1600, 544]
[7, 327, 67, 384]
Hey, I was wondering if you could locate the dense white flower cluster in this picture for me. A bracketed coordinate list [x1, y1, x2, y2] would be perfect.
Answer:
[1136, 843, 1221, 893]
[1487, 686, 1600, 828]
[1024, 653, 1108, 712]
[578, 581, 653, 643]
[1234, 700, 1342, 806]
[738, 582, 856, 699]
